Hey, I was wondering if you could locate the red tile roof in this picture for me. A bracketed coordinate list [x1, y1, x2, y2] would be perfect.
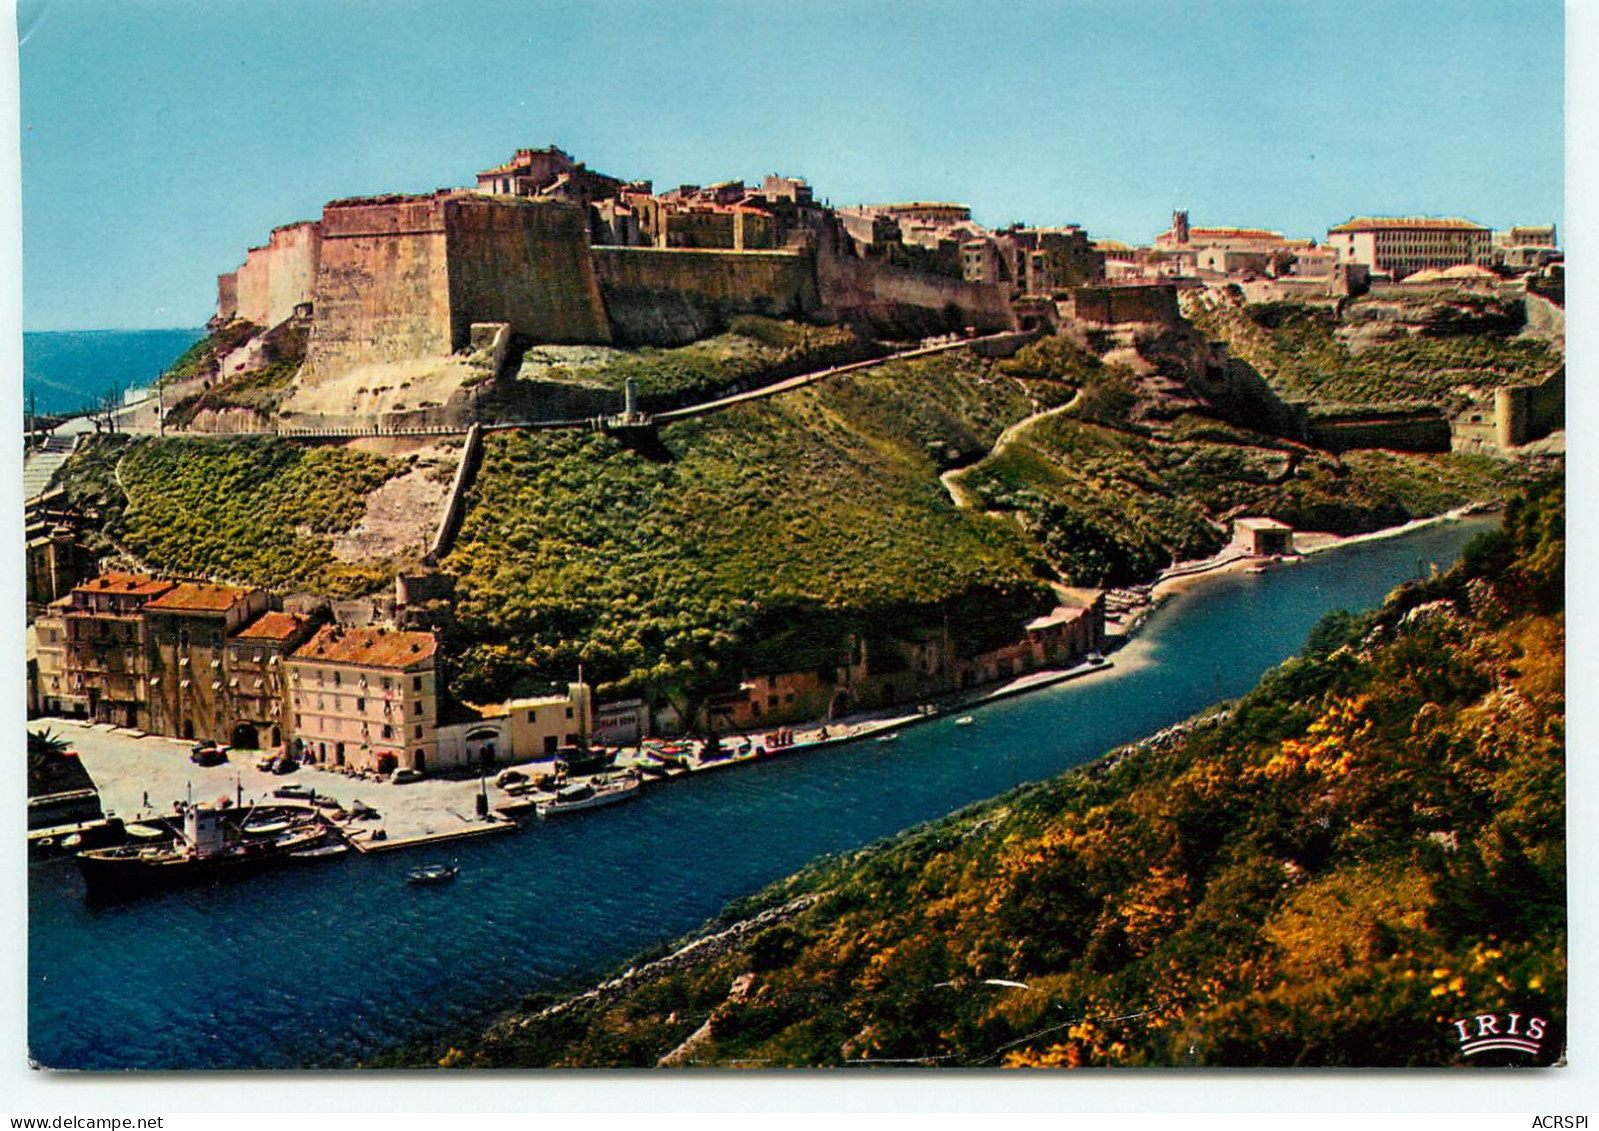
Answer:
[233, 611, 309, 642]
[1328, 216, 1488, 233]
[144, 582, 255, 613]
[292, 625, 438, 670]
[1190, 227, 1284, 240]
[74, 572, 173, 597]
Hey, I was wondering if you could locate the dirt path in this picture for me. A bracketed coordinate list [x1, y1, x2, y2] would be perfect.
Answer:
[939, 389, 1082, 509]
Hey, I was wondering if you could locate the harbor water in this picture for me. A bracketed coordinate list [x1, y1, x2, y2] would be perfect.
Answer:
[27, 516, 1496, 1070]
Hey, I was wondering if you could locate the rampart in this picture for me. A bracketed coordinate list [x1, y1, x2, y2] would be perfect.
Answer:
[303, 193, 610, 383]
[1306, 408, 1452, 453]
[304, 196, 455, 382]
[1066, 284, 1181, 326]
[223, 221, 322, 329]
[814, 243, 1015, 338]
[591, 246, 817, 345]
[444, 196, 611, 347]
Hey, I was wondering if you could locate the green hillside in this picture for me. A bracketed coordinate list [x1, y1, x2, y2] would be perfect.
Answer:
[1187, 293, 1558, 407]
[451, 479, 1564, 1069]
[444, 349, 1058, 702]
[52, 434, 403, 597]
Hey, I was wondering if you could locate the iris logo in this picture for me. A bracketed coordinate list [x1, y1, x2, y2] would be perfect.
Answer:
[1450, 1011, 1547, 1057]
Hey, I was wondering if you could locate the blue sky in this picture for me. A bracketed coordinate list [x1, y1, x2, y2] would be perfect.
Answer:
[17, 0, 1566, 330]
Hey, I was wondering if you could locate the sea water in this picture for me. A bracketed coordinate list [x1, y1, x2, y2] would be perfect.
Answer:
[23, 329, 202, 417]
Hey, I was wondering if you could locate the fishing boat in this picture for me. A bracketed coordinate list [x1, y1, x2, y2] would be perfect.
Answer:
[74, 802, 329, 898]
[534, 777, 641, 818]
[405, 863, 458, 886]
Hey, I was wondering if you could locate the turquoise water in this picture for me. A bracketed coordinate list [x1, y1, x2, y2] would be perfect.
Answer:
[27, 517, 1495, 1070]
[23, 329, 202, 417]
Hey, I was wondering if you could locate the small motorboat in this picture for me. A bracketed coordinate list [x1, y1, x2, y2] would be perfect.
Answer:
[955, 716, 975, 727]
[406, 863, 458, 887]
[875, 733, 901, 744]
[240, 818, 292, 837]
[290, 843, 349, 861]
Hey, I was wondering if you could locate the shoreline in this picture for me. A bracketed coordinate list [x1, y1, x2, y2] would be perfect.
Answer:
[32, 502, 1500, 859]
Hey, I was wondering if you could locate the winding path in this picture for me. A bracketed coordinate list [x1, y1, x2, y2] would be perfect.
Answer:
[939, 388, 1082, 509]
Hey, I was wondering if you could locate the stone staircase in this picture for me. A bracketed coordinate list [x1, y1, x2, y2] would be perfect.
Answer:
[23, 432, 82, 501]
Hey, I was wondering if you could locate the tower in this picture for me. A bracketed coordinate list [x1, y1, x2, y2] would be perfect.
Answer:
[1173, 210, 1190, 245]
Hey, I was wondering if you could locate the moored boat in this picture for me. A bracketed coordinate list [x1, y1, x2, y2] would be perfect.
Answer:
[74, 802, 330, 899]
[534, 777, 641, 818]
[406, 863, 458, 886]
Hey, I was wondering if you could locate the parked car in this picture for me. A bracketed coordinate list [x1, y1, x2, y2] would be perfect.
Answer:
[271, 755, 299, 775]
[390, 768, 423, 785]
[273, 783, 315, 800]
[190, 746, 228, 767]
[495, 769, 529, 789]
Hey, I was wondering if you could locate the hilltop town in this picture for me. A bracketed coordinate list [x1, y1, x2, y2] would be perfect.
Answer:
[24, 144, 1564, 794]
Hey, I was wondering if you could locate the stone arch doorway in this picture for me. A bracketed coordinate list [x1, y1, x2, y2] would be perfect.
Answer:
[230, 723, 259, 750]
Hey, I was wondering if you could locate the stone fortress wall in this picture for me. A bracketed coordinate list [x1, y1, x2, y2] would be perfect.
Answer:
[302, 195, 456, 382]
[592, 246, 819, 345]
[443, 196, 612, 349]
[219, 221, 322, 330]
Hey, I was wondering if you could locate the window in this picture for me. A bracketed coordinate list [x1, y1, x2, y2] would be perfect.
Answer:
[414, 701, 423, 716]
[565, 707, 574, 719]
[413, 676, 423, 691]
[414, 725, 423, 739]
[333, 671, 342, 687]
[382, 676, 391, 691]
[382, 725, 392, 739]
[527, 709, 537, 722]
[356, 698, 365, 712]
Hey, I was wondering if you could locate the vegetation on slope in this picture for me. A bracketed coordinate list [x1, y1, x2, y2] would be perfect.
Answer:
[159, 319, 262, 385]
[164, 320, 308, 428]
[962, 411, 1524, 587]
[513, 316, 876, 409]
[1187, 294, 1558, 407]
[445, 349, 1059, 704]
[456, 480, 1564, 1069]
[54, 435, 403, 597]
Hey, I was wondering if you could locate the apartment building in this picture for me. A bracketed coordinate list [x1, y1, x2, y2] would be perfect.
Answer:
[62, 573, 176, 729]
[287, 625, 439, 774]
[1325, 216, 1492, 279]
[143, 582, 270, 744]
[226, 611, 316, 750]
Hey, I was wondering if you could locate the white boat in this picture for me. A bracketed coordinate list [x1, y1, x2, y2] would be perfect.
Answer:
[240, 818, 292, 836]
[874, 733, 901, 744]
[290, 842, 348, 861]
[955, 716, 975, 726]
[534, 777, 641, 817]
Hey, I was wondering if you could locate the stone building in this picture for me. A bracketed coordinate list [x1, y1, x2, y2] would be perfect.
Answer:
[1233, 517, 1294, 556]
[225, 610, 317, 750]
[142, 582, 271, 744]
[62, 573, 177, 729]
[287, 625, 440, 774]
[31, 600, 78, 718]
[1324, 216, 1493, 279]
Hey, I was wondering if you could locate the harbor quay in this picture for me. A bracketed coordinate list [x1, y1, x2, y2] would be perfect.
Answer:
[34, 650, 1122, 867]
